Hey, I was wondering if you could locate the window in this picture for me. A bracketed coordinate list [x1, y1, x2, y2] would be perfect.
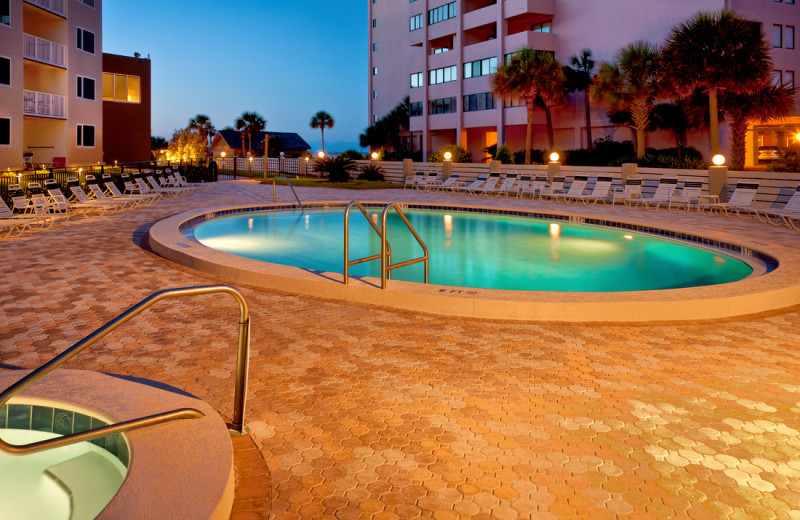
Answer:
[77, 124, 95, 147]
[774, 24, 783, 47]
[531, 20, 552, 33]
[372, 19, 376, 28]
[102, 73, 140, 103]
[463, 57, 497, 79]
[77, 0, 95, 6]
[372, 67, 377, 75]
[429, 65, 456, 84]
[373, 90, 377, 99]
[77, 75, 95, 100]
[410, 102, 423, 117]
[428, 2, 456, 25]
[1, 0, 9, 26]
[0, 56, 9, 87]
[429, 97, 457, 115]
[773, 69, 783, 86]
[373, 43, 377, 51]
[409, 13, 423, 31]
[463, 92, 496, 112]
[786, 26, 795, 49]
[77, 27, 95, 54]
[410, 72, 423, 88]
[785, 70, 795, 89]
[0, 118, 9, 146]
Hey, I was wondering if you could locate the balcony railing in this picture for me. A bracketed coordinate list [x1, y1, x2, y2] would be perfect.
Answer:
[23, 90, 66, 118]
[23, 33, 66, 68]
[24, 0, 66, 17]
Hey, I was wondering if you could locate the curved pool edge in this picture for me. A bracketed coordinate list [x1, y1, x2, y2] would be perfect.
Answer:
[0, 369, 235, 520]
[148, 201, 800, 323]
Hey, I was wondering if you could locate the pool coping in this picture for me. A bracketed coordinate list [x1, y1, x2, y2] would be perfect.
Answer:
[148, 201, 800, 322]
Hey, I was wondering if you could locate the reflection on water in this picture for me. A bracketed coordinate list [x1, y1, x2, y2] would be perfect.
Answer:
[193, 209, 754, 292]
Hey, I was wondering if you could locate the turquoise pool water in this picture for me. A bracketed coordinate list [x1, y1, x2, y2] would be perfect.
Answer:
[192, 208, 754, 292]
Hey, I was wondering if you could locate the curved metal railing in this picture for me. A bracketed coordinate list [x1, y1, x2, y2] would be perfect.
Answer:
[0, 285, 251, 456]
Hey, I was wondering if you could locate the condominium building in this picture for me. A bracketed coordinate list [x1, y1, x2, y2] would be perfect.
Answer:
[0, 0, 103, 169]
[368, 0, 800, 165]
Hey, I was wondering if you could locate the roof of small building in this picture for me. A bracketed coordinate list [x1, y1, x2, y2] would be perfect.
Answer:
[214, 130, 310, 151]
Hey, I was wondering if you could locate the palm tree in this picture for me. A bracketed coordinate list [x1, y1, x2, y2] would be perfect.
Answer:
[492, 48, 566, 164]
[235, 112, 266, 155]
[591, 41, 659, 159]
[567, 50, 596, 152]
[660, 10, 772, 157]
[310, 111, 335, 154]
[188, 114, 216, 149]
[722, 82, 795, 170]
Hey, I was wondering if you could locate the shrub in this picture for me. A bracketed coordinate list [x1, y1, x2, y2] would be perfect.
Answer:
[313, 155, 356, 182]
[495, 144, 514, 164]
[608, 153, 707, 170]
[339, 149, 365, 161]
[358, 164, 385, 181]
[429, 145, 471, 163]
[513, 149, 545, 164]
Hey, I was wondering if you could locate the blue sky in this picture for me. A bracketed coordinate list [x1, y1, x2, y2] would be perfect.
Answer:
[103, 1, 367, 152]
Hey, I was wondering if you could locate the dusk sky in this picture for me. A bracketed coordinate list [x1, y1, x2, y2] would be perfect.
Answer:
[103, 1, 367, 152]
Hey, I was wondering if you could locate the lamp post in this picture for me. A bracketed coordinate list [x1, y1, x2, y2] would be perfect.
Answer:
[708, 154, 728, 198]
[548, 152, 561, 182]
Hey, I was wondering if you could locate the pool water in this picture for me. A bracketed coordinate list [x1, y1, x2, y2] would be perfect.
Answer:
[0, 429, 127, 520]
[192, 208, 754, 292]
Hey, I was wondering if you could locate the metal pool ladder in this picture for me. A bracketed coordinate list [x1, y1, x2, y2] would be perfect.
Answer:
[343, 201, 429, 289]
[0, 285, 251, 456]
[272, 175, 304, 210]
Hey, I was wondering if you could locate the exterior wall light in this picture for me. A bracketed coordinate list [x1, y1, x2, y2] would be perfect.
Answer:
[549, 152, 560, 162]
[712, 154, 725, 166]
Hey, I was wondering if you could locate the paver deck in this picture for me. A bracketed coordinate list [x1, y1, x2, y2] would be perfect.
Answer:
[1, 181, 799, 520]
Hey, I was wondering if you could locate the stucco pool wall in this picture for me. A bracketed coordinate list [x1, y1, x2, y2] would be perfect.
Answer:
[148, 201, 800, 322]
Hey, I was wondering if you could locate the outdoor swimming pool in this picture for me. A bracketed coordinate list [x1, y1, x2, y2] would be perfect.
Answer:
[192, 207, 755, 292]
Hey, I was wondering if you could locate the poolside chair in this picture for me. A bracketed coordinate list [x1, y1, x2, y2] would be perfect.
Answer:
[84, 176, 136, 209]
[147, 174, 187, 196]
[509, 175, 531, 198]
[418, 172, 442, 191]
[8, 184, 57, 228]
[101, 174, 154, 206]
[405, 171, 425, 189]
[537, 176, 565, 199]
[668, 179, 703, 211]
[610, 178, 643, 205]
[699, 181, 760, 216]
[471, 172, 502, 196]
[0, 197, 45, 237]
[486, 173, 518, 197]
[753, 185, 800, 229]
[132, 173, 166, 198]
[66, 178, 123, 214]
[174, 170, 209, 190]
[165, 168, 198, 192]
[575, 176, 615, 205]
[435, 173, 461, 191]
[627, 177, 678, 210]
[454, 175, 488, 195]
[552, 176, 588, 203]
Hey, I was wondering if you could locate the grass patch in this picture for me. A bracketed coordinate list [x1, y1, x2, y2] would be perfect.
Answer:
[264, 177, 400, 190]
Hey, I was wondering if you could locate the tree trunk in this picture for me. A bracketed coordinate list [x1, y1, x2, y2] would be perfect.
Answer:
[240, 132, 246, 156]
[321, 128, 325, 155]
[584, 90, 593, 152]
[525, 99, 534, 165]
[709, 86, 720, 157]
[730, 114, 747, 171]
[630, 97, 651, 160]
[544, 105, 555, 152]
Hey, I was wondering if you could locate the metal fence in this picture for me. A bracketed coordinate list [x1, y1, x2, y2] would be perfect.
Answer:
[202, 156, 306, 180]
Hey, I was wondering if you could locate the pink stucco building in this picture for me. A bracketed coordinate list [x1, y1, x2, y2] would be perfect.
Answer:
[368, 0, 800, 165]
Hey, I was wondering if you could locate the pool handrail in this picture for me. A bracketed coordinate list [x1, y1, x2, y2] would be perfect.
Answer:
[273, 176, 304, 210]
[381, 203, 429, 289]
[344, 201, 391, 284]
[0, 284, 251, 456]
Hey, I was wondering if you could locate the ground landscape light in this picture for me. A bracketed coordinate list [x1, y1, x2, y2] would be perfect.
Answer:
[550, 152, 560, 162]
[712, 154, 726, 166]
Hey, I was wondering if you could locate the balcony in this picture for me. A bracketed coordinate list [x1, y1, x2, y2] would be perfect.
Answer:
[24, 34, 66, 68]
[504, 0, 554, 19]
[23, 90, 67, 118]
[463, 4, 497, 31]
[24, 0, 66, 17]
[504, 30, 554, 53]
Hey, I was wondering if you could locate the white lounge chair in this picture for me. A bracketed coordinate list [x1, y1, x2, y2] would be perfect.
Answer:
[668, 179, 703, 211]
[610, 178, 643, 204]
[553, 176, 588, 203]
[405, 171, 425, 189]
[101, 174, 154, 206]
[575, 176, 615, 205]
[0, 197, 45, 237]
[471, 172, 502, 196]
[486, 173, 518, 197]
[510, 175, 532, 198]
[67, 179, 123, 213]
[538, 176, 565, 199]
[753, 185, 800, 229]
[700, 182, 759, 216]
[436, 174, 461, 191]
[454, 175, 488, 195]
[627, 177, 678, 210]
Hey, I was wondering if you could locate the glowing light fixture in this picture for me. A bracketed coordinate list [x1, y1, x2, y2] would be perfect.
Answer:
[712, 154, 725, 166]
[221, 152, 226, 158]
[549, 152, 560, 162]
[318, 151, 325, 159]
[371, 152, 379, 159]
[623, 235, 633, 240]
[795, 133, 800, 142]
[444, 151, 452, 160]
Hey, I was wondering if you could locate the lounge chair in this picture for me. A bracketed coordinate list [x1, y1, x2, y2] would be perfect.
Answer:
[610, 178, 643, 204]
[753, 185, 800, 229]
[575, 176, 615, 205]
[486, 173, 518, 197]
[84, 176, 137, 209]
[0, 197, 45, 237]
[173, 170, 209, 190]
[454, 175, 488, 195]
[471, 172, 502, 196]
[8, 184, 58, 227]
[132, 173, 167, 198]
[699, 181, 759, 216]
[435, 174, 461, 191]
[147, 174, 188, 196]
[510, 175, 532, 198]
[66, 178, 124, 214]
[101, 174, 154, 206]
[627, 177, 678, 209]
[668, 179, 703, 211]
[405, 171, 425, 189]
[538, 176, 565, 199]
[553, 176, 588, 203]
[417, 172, 442, 190]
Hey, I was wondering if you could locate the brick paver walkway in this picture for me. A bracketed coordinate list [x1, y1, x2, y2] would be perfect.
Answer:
[2, 181, 799, 519]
